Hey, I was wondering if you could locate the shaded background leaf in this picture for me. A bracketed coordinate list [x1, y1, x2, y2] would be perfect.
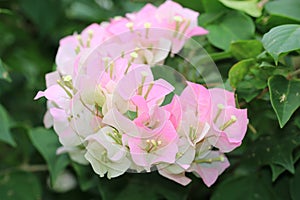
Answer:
[28, 127, 69, 184]
[0, 104, 16, 146]
[0, 172, 42, 200]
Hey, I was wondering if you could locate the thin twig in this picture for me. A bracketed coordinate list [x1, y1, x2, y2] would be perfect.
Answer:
[287, 68, 300, 80]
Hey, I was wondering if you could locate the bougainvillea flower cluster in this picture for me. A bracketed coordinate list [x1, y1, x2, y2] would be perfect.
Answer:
[35, 0, 248, 187]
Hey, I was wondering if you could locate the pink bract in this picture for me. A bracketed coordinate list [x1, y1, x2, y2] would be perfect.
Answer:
[34, 0, 248, 187]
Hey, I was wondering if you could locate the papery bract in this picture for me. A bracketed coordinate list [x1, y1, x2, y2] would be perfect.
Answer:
[34, 0, 248, 188]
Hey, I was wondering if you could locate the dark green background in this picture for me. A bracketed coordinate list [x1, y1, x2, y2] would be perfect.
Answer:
[0, 0, 300, 199]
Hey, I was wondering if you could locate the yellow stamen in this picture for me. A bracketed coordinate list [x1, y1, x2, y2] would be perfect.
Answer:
[75, 46, 81, 54]
[57, 80, 72, 98]
[179, 19, 191, 40]
[125, 52, 139, 74]
[145, 139, 162, 153]
[214, 104, 224, 123]
[138, 71, 148, 95]
[63, 75, 72, 82]
[195, 155, 225, 164]
[174, 16, 183, 23]
[86, 30, 94, 48]
[144, 22, 151, 38]
[76, 35, 84, 47]
[220, 115, 237, 131]
[173, 15, 183, 37]
[114, 16, 122, 21]
[63, 75, 73, 89]
[144, 82, 153, 100]
[126, 22, 134, 32]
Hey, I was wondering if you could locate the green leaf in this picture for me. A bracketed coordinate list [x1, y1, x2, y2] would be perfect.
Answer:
[0, 59, 12, 82]
[229, 58, 255, 88]
[0, 8, 13, 15]
[98, 173, 190, 200]
[72, 162, 98, 191]
[0, 172, 42, 200]
[199, 11, 227, 26]
[219, 0, 262, 17]
[18, 0, 64, 35]
[28, 127, 69, 184]
[202, 0, 227, 13]
[0, 104, 16, 146]
[174, 0, 204, 13]
[272, 173, 291, 200]
[211, 174, 278, 200]
[125, 110, 137, 120]
[270, 146, 300, 181]
[265, 0, 300, 23]
[290, 163, 300, 200]
[67, 1, 117, 22]
[229, 40, 263, 60]
[206, 11, 255, 50]
[151, 65, 186, 95]
[248, 131, 300, 179]
[262, 24, 300, 64]
[268, 75, 300, 128]
[270, 164, 286, 181]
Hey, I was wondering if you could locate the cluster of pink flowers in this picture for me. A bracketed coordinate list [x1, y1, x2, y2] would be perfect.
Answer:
[35, 1, 248, 187]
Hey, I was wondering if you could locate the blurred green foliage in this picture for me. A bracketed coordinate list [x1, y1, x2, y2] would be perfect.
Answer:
[0, 0, 300, 199]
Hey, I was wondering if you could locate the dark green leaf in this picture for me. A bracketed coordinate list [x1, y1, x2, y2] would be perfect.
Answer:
[152, 66, 186, 95]
[199, 11, 227, 26]
[0, 104, 16, 146]
[174, 0, 205, 13]
[0, 172, 42, 200]
[290, 162, 300, 200]
[28, 127, 69, 184]
[236, 87, 260, 102]
[270, 164, 286, 181]
[18, 0, 63, 35]
[206, 11, 255, 50]
[72, 162, 98, 191]
[229, 40, 263, 60]
[268, 75, 300, 128]
[272, 174, 291, 200]
[248, 132, 300, 179]
[295, 115, 300, 129]
[98, 173, 190, 200]
[202, 0, 227, 13]
[211, 174, 278, 200]
[262, 24, 300, 64]
[229, 58, 255, 88]
[66, 1, 116, 22]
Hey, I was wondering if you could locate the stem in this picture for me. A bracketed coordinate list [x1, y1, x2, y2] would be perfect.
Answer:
[210, 51, 232, 62]
[57, 80, 72, 98]
[256, 88, 269, 99]
[0, 164, 48, 175]
[80, 97, 98, 117]
[19, 164, 48, 172]
[194, 155, 224, 164]
[257, 0, 269, 9]
[287, 68, 300, 80]
[0, 8, 13, 15]
[248, 123, 257, 134]
[238, 101, 247, 108]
